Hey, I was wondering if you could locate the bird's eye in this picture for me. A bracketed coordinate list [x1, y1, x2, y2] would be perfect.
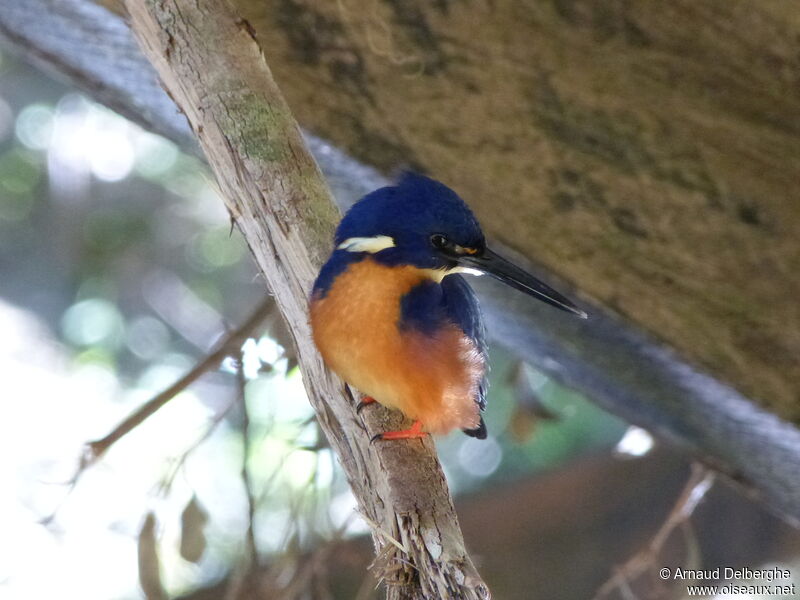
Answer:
[430, 234, 450, 250]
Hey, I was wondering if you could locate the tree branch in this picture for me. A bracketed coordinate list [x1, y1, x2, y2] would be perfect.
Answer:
[593, 464, 715, 600]
[123, 0, 488, 597]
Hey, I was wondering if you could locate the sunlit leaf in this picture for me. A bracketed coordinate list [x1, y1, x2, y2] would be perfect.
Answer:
[61, 297, 125, 348]
[14, 103, 54, 150]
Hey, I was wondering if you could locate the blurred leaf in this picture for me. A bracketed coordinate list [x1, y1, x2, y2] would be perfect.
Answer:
[507, 361, 561, 443]
[61, 297, 125, 349]
[0, 148, 41, 222]
[509, 361, 561, 419]
[134, 132, 179, 179]
[14, 103, 54, 150]
[507, 406, 538, 443]
[138, 512, 167, 600]
[82, 209, 150, 256]
[186, 227, 245, 271]
[73, 346, 116, 368]
[179, 494, 209, 564]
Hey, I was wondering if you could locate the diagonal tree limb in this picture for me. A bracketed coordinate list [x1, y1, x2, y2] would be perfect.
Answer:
[84, 298, 275, 466]
[123, 0, 488, 598]
[40, 296, 273, 527]
[593, 464, 716, 600]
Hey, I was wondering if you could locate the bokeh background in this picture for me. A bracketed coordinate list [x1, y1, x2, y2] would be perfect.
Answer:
[1, 48, 798, 600]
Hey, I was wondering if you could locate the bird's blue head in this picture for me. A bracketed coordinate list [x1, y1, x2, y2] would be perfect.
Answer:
[315, 172, 586, 318]
[334, 172, 485, 270]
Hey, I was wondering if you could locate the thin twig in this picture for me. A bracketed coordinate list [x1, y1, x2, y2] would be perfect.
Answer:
[38, 299, 275, 526]
[237, 347, 259, 570]
[593, 463, 716, 600]
[83, 298, 273, 467]
[651, 465, 715, 550]
[157, 394, 239, 496]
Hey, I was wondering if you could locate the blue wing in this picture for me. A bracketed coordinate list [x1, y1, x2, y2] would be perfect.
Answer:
[441, 275, 489, 438]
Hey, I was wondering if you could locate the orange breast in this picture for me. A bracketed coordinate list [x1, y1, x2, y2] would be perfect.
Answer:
[309, 259, 484, 435]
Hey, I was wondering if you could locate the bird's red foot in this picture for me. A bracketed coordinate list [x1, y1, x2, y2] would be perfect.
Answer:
[356, 396, 377, 414]
[371, 420, 428, 443]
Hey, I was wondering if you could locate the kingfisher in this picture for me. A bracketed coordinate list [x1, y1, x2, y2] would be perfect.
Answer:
[310, 173, 586, 442]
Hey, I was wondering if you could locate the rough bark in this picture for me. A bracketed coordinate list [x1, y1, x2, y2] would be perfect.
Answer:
[2, 0, 800, 525]
[120, 0, 487, 598]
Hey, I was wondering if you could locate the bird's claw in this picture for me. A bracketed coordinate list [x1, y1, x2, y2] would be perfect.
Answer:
[369, 421, 427, 443]
[356, 396, 377, 414]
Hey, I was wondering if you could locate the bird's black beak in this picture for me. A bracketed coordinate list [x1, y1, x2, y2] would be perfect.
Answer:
[457, 247, 588, 319]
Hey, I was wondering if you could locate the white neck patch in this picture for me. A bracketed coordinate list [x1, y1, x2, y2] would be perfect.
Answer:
[337, 235, 396, 253]
[424, 266, 485, 282]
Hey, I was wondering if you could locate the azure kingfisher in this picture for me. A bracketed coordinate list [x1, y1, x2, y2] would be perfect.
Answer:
[310, 173, 586, 442]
